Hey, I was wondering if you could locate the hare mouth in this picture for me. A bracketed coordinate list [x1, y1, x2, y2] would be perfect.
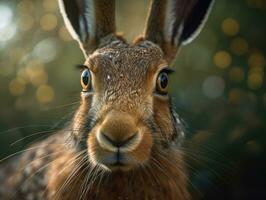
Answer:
[94, 150, 136, 171]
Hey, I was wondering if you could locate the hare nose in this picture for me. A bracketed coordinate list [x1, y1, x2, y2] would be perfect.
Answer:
[100, 132, 137, 148]
[96, 111, 141, 152]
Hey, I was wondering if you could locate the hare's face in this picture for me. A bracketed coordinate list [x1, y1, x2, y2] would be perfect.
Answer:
[72, 40, 178, 171]
[59, 0, 214, 171]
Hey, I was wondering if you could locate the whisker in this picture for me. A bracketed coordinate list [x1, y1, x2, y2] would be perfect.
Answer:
[18, 149, 66, 174]
[0, 125, 52, 135]
[46, 101, 80, 111]
[41, 150, 87, 198]
[54, 151, 87, 198]
[0, 143, 65, 164]
[10, 129, 57, 147]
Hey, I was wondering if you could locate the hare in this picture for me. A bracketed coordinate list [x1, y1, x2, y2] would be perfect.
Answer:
[0, 0, 214, 199]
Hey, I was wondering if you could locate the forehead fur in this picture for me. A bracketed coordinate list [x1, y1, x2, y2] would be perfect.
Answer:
[87, 40, 164, 74]
[85, 40, 165, 107]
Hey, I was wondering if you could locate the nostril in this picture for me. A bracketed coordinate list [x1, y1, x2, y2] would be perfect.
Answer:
[101, 132, 137, 148]
[122, 133, 137, 146]
[101, 133, 116, 145]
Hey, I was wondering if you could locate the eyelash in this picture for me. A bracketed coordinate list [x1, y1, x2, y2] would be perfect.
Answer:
[160, 68, 175, 75]
[76, 64, 88, 71]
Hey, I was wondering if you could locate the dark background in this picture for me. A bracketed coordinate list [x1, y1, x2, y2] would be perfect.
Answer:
[0, 0, 266, 199]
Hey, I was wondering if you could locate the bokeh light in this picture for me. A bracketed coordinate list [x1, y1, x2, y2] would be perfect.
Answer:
[202, 76, 225, 99]
[248, 52, 265, 68]
[229, 67, 245, 83]
[17, 0, 34, 14]
[247, 72, 263, 90]
[0, 4, 13, 29]
[25, 60, 48, 87]
[9, 78, 26, 96]
[33, 38, 59, 63]
[0, 23, 16, 42]
[43, 0, 58, 12]
[36, 84, 54, 104]
[230, 37, 249, 55]
[17, 14, 35, 31]
[221, 18, 240, 36]
[213, 51, 232, 69]
[40, 13, 58, 31]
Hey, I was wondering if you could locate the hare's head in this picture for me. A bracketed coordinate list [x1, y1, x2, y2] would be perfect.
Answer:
[59, 0, 214, 171]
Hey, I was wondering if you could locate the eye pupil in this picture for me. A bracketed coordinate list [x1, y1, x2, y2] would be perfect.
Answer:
[160, 73, 168, 89]
[82, 70, 90, 85]
[82, 75, 89, 85]
[156, 71, 169, 95]
[81, 69, 91, 91]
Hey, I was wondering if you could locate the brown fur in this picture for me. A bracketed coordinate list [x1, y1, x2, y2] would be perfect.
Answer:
[0, 38, 190, 200]
[0, 0, 214, 199]
[54, 40, 190, 199]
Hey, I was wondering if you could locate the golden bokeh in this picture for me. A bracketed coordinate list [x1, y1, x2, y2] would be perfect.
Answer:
[17, 14, 35, 31]
[43, 0, 58, 12]
[230, 37, 249, 55]
[24, 59, 48, 87]
[9, 78, 26, 96]
[40, 13, 58, 31]
[36, 84, 54, 104]
[213, 51, 232, 69]
[58, 26, 73, 42]
[17, 0, 34, 14]
[249, 66, 264, 74]
[247, 72, 263, 90]
[248, 53, 265, 68]
[229, 67, 245, 83]
[222, 18, 240, 36]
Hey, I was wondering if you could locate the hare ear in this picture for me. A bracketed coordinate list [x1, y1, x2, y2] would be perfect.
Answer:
[144, 0, 214, 62]
[58, 0, 116, 56]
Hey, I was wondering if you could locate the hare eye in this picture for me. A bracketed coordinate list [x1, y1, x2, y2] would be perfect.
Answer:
[156, 72, 169, 95]
[80, 69, 91, 91]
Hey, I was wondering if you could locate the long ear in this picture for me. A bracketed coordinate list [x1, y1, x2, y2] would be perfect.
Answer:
[144, 0, 214, 62]
[58, 0, 116, 56]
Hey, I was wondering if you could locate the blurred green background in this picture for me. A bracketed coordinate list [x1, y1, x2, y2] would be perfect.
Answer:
[0, 0, 266, 199]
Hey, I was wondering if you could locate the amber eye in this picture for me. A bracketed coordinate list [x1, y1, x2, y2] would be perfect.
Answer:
[80, 69, 91, 91]
[156, 72, 169, 95]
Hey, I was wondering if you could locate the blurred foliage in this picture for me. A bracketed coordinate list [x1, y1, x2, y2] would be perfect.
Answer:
[0, 0, 266, 199]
